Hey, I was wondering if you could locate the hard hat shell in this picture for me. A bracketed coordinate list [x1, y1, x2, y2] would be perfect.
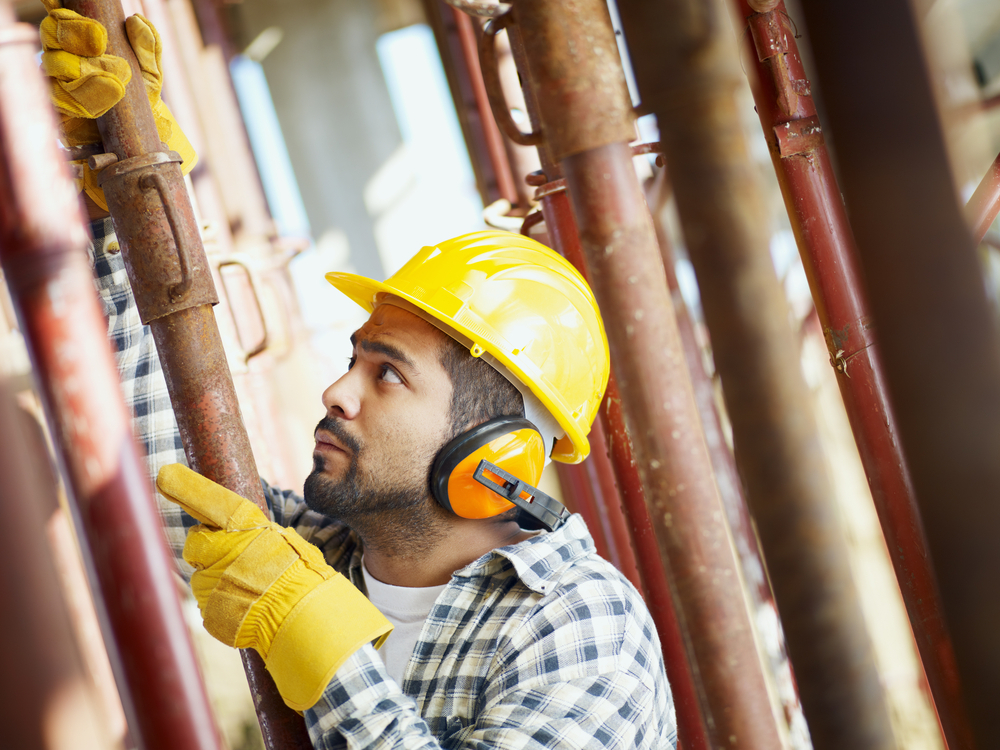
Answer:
[325, 230, 610, 463]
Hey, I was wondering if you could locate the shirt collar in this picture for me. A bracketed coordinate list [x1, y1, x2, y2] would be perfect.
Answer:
[453, 514, 595, 595]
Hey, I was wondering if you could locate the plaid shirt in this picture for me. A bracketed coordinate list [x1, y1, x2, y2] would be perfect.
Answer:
[91, 219, 677, 750]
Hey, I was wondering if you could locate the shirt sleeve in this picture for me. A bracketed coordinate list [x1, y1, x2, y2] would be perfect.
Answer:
[90, 218, 196, 578]
[90, 218, 354, 579]
[305, 576, 677, 750]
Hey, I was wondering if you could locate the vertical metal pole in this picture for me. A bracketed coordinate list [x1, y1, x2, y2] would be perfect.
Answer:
[0, 7, 220, 748]
[59, 1, 311, 746]
[488, 19, 712, 746]
[966, 150, 1000, 244]
[545, 188, 711, 750]
[465, 6, 643, 584]
[796, 2, 1000, 747]
[615, 0, 897, 748]
[735, 4, 972, 747]
[649, 178, 808, 737]
[423, 0, 519, 207]
[509, 2, 785, 747]
[582, 416, 644, 588]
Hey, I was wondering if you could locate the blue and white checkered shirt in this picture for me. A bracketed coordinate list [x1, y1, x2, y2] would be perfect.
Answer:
[91, 219, 677, 750]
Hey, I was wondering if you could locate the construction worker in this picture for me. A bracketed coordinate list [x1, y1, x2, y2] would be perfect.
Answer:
[43, 6, 677, 748]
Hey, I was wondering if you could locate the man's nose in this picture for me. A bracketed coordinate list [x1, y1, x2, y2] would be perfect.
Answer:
[321, 371, 361, 420]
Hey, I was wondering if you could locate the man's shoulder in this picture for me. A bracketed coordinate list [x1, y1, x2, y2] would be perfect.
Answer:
[491, 515, 657, 643]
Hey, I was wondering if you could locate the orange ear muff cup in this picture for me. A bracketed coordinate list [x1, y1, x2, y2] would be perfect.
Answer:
[431, 417, 546, 520]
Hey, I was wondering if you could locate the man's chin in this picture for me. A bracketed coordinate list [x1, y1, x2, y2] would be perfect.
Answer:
[303, 469, 356, 520]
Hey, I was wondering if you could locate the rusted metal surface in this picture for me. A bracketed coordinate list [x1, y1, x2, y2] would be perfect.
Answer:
[496, 22, 711, 743]
[512, 2, 784, 746]
[617, 1, 897, 748]
[966, 149, 1000, 244]
[564, 141, 783, 750]
[97, 149, 219, 320]
[649, 171, 809, 738]
[479, 12, 542, 148]
[545, 189, 711, 750]
[736, 4, 972, 747]
[513, 3, 634, 162]
[797, 2, 1000, 747]
[60, 1, 312, 746]
[0, 9, 220, 748]
[583, 416, 644, 589]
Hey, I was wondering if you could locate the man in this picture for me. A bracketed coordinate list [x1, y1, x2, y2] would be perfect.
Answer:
[46, 6, 677, 748]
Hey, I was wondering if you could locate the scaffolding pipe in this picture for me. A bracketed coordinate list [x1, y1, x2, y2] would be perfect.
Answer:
[507, 2, 785, 746]
[649, 181, 808, 737]
[736, 4, 971, 747]
[467, 13, 642, 584]
[966, 149, 1000, 244]
[796, 1, 1000, 746]
[545, 189, 712, 750]
[60, 0, 311, 746]
[583, 417, 644, 588]
[487, 18, 711, 745]
[0, 8, 220, 748]
[424, 0, 520, 207]
[615, 0, 896, 748]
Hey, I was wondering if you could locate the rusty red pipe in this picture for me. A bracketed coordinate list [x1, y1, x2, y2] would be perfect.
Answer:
[507, 10, 710, 730]
[797, 0, 1000, 745]
[616, 0, 897, 747]
[0, 9, 220, 749]
[737, 4, 972, 747]
[562, 135, 784, 750]
[538, 192, 643, 588]
[449, 5, 520, 205]
[583, 417, 644, 589]
[543, 187, 710, 750]
[60, 0, 311, 746]
[967, 149, 1000, 245]
[507, 3, 786, 745]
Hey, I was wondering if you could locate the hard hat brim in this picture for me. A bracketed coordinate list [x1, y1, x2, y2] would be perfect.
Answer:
[325, 270, 589, 463]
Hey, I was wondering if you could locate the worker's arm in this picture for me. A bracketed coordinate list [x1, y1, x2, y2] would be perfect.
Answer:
[90, 218, 350, 582]
[159, 465, 677, 749]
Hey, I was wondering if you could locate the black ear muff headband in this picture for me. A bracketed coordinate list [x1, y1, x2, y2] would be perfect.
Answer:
[430, 416, 569, 532]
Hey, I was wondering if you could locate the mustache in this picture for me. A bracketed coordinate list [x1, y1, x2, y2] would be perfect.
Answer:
[315, 416, 362, 455]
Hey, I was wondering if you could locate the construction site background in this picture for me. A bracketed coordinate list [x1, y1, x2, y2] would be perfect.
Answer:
[3, 0, 1000, 748]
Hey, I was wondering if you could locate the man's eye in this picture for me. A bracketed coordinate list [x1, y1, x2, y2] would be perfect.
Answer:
[380, 366, 402, 384]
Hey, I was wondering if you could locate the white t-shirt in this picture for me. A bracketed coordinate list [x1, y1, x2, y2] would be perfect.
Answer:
[361, 562, 448, 686]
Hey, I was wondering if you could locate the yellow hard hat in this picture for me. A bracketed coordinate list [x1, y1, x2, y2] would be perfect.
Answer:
[325, 230, 610, 463]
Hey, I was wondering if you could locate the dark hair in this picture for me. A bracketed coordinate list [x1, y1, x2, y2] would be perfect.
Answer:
[438, 335, 524, 437]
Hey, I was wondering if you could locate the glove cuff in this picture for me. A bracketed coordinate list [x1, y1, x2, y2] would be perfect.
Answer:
[265, 573, 393, 711]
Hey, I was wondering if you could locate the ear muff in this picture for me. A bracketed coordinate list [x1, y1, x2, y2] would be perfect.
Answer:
[431, 416, 546, 520]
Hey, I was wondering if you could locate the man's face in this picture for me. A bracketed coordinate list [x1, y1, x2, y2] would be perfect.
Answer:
[304, 304, 456, 547]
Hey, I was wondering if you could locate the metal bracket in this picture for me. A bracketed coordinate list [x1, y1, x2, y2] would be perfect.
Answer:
[479, 10, 544, 147]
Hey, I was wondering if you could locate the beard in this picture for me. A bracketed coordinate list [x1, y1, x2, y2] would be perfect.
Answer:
[303, 416, 450, 555]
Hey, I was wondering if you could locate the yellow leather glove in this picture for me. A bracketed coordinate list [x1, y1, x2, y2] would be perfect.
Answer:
[40, 3, 197, 210]
[156, 464, 392, 711]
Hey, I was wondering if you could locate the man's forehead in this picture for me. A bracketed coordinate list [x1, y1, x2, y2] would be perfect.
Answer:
[352, 304, 448, 354]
